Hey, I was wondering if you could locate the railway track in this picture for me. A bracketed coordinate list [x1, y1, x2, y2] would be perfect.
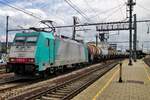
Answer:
[0, 64, 6, 74]
[0, 82, 30, 93]
[0, 69, 6, 74]
[8, 60, 119, 100]
[0, 77, 48, 99]
[0, 74, 24, 84]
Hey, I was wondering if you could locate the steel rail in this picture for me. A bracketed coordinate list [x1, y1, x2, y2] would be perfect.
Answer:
[8, 60, 119, 100]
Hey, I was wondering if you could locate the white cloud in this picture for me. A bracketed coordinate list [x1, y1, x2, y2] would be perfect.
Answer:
[0, 0, 150, 49]
[0, 34, 15, 42]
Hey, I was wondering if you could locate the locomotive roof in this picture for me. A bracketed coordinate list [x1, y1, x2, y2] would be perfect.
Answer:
[15, 32, 40, 37]
[15, 31, 54, 39]
[42, 32, 54, 39]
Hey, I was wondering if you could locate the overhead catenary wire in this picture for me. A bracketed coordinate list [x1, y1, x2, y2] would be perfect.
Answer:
[115, 0, 125, 36]
[4, 0, 44, 19]
[8, 17, 23, 29]
[0, 0, 47, 32]
[0, 0, 42, 21]
[137, 3, 150, 12]
[0, 0, 63, 30]
[9, 18, 150, 32]
[4, 0, 66, 27]
[84, 0, 126, 22]
[39, 0, 126, 24]
[116, 0, 125, 19]
[67, 0, 126, 28]
[136, 3, 150, 16]
[1, 0, 126, 26]
[89, 3, 125, 20]
[64, 0, 90, 22]
[67, 0, 89, 18]
[83, 0, 100, 21]
[9, 17, 36, 30]
[103, 3, 126, 21]
[83, 0, 97, 13]
[65, 0, 89, 21]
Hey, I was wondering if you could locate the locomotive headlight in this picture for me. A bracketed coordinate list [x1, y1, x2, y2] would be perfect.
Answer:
[29, 58, 34, 63]
[30, 59, 34, 62]
[10, 58, 15, 62]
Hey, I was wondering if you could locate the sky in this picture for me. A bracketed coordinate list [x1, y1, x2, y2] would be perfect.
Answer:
[0, 0, 150, 51]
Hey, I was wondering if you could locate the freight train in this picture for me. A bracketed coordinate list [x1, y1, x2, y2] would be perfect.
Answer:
[6, 31, 128, 77]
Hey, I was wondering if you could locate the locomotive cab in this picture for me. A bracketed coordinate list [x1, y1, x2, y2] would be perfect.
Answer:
[7, 31, 88, 77]
[7, 31, 56, 76]
[7, 32, 39, 75]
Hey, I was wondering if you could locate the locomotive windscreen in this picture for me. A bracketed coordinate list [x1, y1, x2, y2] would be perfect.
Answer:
[14, 36, 25, 45]
[14, 36, 38, 46]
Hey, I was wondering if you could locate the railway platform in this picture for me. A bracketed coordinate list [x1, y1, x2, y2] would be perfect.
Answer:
[72, 59, 150, 100]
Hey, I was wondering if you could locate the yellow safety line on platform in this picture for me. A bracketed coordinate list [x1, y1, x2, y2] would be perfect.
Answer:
[92, 69, 119, 100]
[144, 66, 150, 81]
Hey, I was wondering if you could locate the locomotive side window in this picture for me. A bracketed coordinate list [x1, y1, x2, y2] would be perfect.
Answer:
[26, 37, 37, 42]
[26, 36, 37, 45]
[15, 36, 25, 41]
[46, 38, 50, 47]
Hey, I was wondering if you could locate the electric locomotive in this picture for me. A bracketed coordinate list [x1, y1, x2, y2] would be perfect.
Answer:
[7, 31, 89, 77]
[7, 31, 129, 77]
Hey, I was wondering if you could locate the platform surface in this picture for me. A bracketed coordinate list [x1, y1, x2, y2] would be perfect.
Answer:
[72, 59, 150, 100]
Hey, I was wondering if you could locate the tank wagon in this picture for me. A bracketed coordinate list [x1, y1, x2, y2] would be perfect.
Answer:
[87, 43, 101, 62]
[87, 42, 128, 62]
[7, 31, 128, 77]
[7, 32, 88, 77]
